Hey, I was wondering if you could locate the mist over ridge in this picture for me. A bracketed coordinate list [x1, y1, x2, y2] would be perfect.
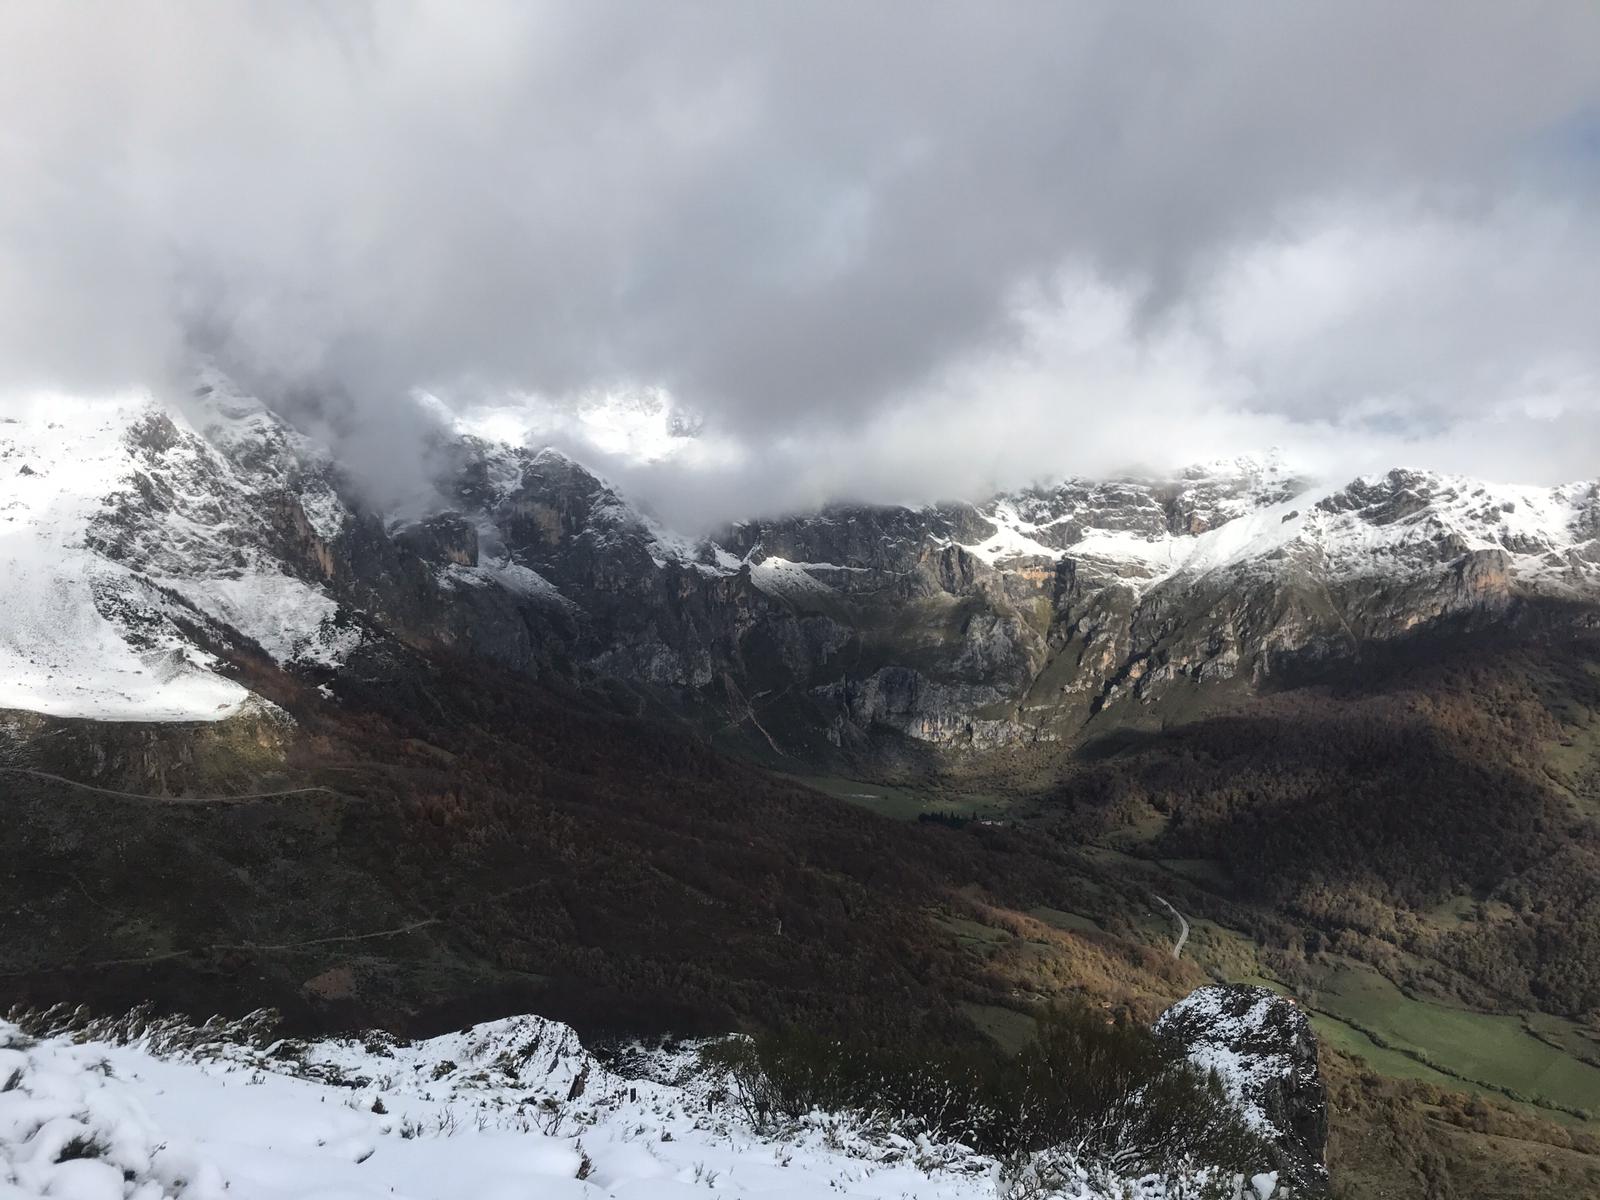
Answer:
[2, 2, 1598, 524]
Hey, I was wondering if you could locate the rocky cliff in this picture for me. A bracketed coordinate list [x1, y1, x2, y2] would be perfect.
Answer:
[5, 376, 1598, 761]
[1157, 984, 1329, 1195]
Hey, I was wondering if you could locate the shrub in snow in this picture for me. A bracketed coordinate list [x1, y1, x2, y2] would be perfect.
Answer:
[2, 996, 1314, 1200]
[5, 1003, 279, 1060]
[700, 1001, 1276, 1185]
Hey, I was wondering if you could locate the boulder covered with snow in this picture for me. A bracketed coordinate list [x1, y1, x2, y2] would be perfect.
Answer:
[1155, 984, 1328, 1194]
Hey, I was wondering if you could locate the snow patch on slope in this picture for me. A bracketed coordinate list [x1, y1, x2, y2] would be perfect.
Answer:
[158, 573, 357, 668]
[957, 463, 1600, 598]
[1153, 982, 1326, 1196]
[443, 557, 568, 606]
[1311, 471, 1600, 584]
[1, 1008, 1272, 1200]
[1160, 990, 1286, 1137]
[0, 378, 368, 721]
[641, 513, 741, 573]
[0, 393, 250, 721]
[0, 1028, 226, 1199]
[748, 555, 852, 602]
[187, 366, 350, 542]
[959, 501, 1065, 566]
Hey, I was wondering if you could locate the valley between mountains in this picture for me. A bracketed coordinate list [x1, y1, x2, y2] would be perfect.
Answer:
[4, 376, 1600, 1197]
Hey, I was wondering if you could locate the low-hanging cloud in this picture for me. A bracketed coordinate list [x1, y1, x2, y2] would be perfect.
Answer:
[2, 2, 1598, 525]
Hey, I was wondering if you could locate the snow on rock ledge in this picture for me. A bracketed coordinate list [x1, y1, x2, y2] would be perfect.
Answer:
[1155, 984, 1328, 1194]
[1, 1006, 1288, 1200]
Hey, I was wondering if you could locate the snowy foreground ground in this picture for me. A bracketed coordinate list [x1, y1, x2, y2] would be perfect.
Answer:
[0, 1011, 1284, 1200]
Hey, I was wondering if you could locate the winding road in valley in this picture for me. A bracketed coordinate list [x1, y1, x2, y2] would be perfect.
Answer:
[1153, 894, 1190, 960]
[0, 766, 336, 805]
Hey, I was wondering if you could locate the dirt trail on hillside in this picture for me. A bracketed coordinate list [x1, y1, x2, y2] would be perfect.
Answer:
[0, 766, 336, 805]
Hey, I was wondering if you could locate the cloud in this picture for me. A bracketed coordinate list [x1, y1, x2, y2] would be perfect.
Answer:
[1, 2, 1597, 523]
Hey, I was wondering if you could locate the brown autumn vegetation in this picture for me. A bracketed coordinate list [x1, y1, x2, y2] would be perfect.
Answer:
[1322, 1050, 1600, 1200]
[0, 637, 1202, 1045]
[1042, 628, 1600, 1022]
[945, 894, 1205, 1023]
[6, 613, 1600, 1197]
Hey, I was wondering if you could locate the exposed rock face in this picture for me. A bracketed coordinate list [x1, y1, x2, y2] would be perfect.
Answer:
[1156, 984, 1329, 1195]
[394, 513, 479, 568]
[7, 376, 1600, 757]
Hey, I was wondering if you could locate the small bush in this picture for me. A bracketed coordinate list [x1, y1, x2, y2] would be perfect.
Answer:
[701, 1003, 1270, 1178]
[56, 1133, 107, 1162]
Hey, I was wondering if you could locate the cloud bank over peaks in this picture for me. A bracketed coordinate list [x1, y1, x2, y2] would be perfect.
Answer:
[0, 2, 1596, 525]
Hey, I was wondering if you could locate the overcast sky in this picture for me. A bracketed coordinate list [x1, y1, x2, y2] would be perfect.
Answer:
[2, 3, 1598, 524]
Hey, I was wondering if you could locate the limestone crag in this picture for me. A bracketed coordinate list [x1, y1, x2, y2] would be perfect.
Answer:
[7, 379, 1599, 758]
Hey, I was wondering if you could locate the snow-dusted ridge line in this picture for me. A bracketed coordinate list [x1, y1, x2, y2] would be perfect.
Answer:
[621, 448, 1599, 599]
[6, 373, 1598, 726]
[0, 1009, 1282, 1200]
[953, 469, 1600, 596]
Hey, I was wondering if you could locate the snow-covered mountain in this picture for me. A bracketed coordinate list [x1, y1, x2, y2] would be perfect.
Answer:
[4, 376, 1597, 751]
[963, 455, 1600, 592]
[0, 376, 354, 721]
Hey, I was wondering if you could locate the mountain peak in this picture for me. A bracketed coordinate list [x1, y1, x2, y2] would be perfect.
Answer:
[6, 383, 1600, 742]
